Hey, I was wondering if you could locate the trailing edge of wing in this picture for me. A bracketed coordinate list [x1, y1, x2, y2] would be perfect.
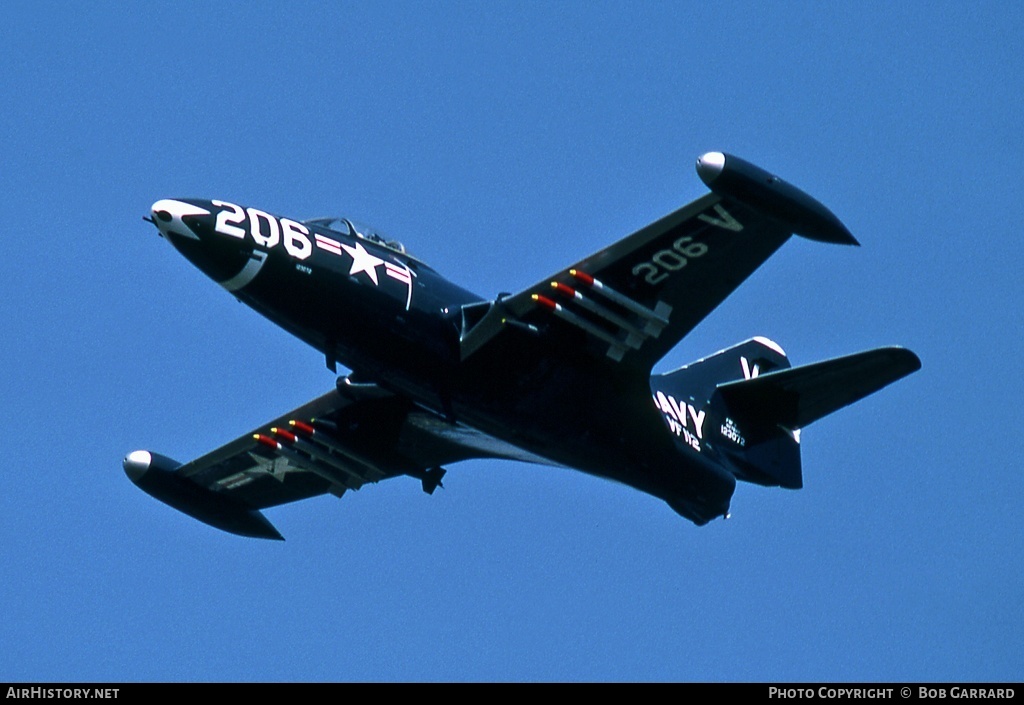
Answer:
[715, 346, 921, 430]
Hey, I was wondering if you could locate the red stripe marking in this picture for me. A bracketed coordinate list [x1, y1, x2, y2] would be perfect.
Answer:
[553, 282, 576, 297]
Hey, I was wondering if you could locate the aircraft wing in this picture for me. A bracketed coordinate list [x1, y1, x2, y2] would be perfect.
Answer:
[125, 380, 493, 539]
[460, 154, 857, 375]
[460, 193, 794, 375]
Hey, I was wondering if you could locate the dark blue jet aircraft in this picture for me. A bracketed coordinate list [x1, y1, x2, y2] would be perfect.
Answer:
[125, 152, 920, 539]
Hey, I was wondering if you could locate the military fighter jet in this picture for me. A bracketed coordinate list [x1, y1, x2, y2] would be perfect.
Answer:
[125, 152, 920, 539]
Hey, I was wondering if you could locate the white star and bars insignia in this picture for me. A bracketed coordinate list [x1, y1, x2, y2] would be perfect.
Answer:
[341, 241, 385, 284]
[312, 234, 416, 309]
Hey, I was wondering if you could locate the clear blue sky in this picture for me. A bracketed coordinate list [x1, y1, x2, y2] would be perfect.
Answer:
[1, 1, 1021, 682]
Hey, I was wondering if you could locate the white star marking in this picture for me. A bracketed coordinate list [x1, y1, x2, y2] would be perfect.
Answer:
[341, 241, 385, 285]
[246, 452, 304, 483]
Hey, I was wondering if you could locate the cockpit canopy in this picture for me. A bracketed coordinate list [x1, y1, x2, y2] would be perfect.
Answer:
[303, 217, 407, 254]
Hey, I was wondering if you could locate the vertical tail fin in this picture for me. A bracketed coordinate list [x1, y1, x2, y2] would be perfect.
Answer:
[654, 336, 792, 401]
[652, 337, 802, 489]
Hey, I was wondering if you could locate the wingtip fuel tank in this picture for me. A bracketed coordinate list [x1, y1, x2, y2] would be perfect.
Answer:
[696, 152, 858, 246]
[123, 450, 283, 540]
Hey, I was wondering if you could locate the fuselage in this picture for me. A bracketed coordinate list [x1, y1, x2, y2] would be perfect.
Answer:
[149, 198, 736, 522]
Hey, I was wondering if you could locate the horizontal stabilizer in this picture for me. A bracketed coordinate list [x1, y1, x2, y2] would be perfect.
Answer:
[715, 347, 921, 430]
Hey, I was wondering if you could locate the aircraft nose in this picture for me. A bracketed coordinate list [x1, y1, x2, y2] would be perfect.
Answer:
[150, 198, 259, 286]
[150, 199, 211, 240]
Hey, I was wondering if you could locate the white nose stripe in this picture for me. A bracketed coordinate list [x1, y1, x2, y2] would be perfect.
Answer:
[151, 199, 210, 240]
[220, 250, 269, 292]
